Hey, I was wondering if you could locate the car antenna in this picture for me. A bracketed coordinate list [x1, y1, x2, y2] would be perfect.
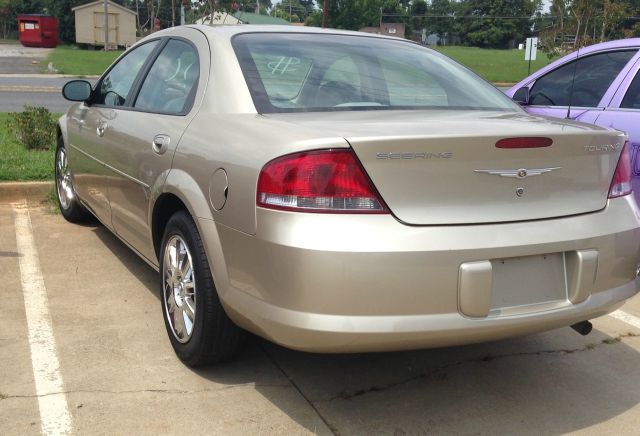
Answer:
[566, 42, 580, 120]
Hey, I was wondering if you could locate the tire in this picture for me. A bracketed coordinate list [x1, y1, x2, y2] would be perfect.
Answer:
[160, 210, 245, 366]
[55, 142, 90, 223]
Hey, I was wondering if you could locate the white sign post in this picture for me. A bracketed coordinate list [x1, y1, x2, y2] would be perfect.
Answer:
[525, 37, 538, 74]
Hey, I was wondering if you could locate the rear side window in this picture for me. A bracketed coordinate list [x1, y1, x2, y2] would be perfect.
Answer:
[95, 40, 159, 107]
[621, 70, 640, 109]
[529, 50, 635, 107]
[135, 39, 200, 114]
[233, 33, 518, 113]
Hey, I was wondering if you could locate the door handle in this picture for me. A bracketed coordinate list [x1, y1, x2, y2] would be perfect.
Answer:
[152, 134, 171, 155]
[96, 123, 107, 137]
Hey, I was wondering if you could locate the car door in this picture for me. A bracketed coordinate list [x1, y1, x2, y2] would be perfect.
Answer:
[590, 57, 640, 201]
[66, 39, 161, 227]
[100, 28, 208, 263]
[523, 49, 638, 122]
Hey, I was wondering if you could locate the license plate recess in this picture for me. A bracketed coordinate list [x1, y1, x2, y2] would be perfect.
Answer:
[490, 253, 567, 312]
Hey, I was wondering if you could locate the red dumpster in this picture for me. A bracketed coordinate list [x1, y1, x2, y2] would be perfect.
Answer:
[18, 15, 59, 48]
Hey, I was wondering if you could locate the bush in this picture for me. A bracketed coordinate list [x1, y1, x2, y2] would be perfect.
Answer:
[6, 106, 57, 151]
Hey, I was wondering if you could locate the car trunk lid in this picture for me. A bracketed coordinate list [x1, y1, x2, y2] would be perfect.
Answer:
[266, 110, 626, 225]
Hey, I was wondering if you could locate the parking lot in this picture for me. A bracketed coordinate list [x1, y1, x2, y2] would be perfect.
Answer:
[1, 196, 640, 435]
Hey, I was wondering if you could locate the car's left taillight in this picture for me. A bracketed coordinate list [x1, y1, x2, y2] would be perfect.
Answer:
[257, 149, 388, 213]
[608, 142, 632, 199]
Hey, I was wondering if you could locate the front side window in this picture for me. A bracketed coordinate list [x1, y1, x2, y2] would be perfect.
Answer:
[135, 39, 200, 114]
[529, 50, 636, 107]
[233, 33, 518, 113]
[95, 40, 160, 107]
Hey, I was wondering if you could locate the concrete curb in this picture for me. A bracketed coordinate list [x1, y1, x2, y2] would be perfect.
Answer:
[0, 181, 53, 204]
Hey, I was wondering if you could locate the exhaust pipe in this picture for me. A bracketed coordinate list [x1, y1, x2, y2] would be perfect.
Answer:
[571, 320, 593, 336]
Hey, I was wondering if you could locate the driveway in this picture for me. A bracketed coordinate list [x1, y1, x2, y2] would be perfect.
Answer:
[1, 197, 639, 435]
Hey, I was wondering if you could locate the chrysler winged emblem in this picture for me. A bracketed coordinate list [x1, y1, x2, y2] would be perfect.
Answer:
[474, 167, 561, 179]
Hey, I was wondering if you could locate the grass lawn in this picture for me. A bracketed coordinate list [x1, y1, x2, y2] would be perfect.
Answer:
[46, 45, 123, 75]
[0, 113, 56, 181]
[434, 46, 556, 83]
[0, 38, 19, 44]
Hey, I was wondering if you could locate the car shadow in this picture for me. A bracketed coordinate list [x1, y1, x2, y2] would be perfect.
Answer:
[91, 223, 640, 435]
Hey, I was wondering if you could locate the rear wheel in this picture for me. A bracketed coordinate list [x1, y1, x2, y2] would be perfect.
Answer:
[160, 211, 245, 366]
[55, 143, 90, 222]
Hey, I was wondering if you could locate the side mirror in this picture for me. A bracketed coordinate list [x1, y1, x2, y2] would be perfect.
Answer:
[62, 80, 92, 102]
[512, 86, 530, 105]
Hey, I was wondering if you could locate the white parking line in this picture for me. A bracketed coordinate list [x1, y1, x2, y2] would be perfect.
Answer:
[610, 309, 640, 330]
[14, 205, 72, 435]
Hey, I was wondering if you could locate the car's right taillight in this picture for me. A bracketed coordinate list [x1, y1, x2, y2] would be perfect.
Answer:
[608, 141, 632, 199]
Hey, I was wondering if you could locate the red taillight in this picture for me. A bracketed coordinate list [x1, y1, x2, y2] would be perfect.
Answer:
[608, 142, 632, 199]
[495, 137, 553, 148]
[257, 149, 388, 213]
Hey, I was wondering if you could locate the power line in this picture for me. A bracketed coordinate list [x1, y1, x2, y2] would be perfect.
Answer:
[382, 13, 640, 21]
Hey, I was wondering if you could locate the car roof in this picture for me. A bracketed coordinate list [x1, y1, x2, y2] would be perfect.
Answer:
[187, 24, 404, 42]
[576, 37, 640, 55]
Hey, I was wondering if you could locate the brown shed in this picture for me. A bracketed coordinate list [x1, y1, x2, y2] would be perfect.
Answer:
[72, 0, 137, 48]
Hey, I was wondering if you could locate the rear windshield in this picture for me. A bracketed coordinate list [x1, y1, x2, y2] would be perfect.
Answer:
[232, 33, 519, 113]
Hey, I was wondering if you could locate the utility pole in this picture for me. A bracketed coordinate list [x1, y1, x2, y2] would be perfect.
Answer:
[289, 0, 292, 22]
[150, 0, 155, 34]
[103, 0, 109, 50]
[322, 0, 328, 27]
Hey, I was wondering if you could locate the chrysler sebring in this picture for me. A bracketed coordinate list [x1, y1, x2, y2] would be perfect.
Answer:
[57, 25, 640, 366]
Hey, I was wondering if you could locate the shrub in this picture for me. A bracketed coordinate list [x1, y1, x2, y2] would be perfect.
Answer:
[6, 106, 57, 151]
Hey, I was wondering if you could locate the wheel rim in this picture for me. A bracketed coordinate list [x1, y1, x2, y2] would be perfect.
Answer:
[163, 235, 196, 343]
[56, 148, 74, 210]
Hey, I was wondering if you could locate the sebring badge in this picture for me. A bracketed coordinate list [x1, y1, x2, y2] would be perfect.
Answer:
[474, 167, 561, 179]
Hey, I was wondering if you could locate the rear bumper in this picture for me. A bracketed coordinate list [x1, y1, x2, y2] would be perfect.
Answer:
[200, 195, 640, 352]
[221, 279, 636, 352]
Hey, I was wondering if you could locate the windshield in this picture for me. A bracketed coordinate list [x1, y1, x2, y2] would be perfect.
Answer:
[232, 33, 520, 113]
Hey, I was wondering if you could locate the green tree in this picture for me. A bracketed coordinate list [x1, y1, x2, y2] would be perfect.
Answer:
[455, 0, 540, 48]
[273, 0, 308, 22]
[46, 0, 88, 44]
[327, 0, 408, 33]
[305, 9, 322, 26]
[1, 0, 15, 38]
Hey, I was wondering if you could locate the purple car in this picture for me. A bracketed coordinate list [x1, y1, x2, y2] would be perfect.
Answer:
[507, 38, 640, 198]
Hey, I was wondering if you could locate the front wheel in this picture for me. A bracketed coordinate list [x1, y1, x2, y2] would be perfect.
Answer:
[55, 144, 90, 222]
[160, 211, 245, 366]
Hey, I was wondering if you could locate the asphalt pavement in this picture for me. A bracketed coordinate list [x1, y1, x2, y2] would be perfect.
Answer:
[0, 194, 639, 435]
[0, 44, 95, 113]
[0, 75, 96, 113]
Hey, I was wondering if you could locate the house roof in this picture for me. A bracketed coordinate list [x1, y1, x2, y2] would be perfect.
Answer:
[72, 0, 137, 15]
[232, 12, 289, 25]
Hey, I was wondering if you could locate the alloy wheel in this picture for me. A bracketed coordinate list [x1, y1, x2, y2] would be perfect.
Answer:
[163, 235, 196, 343]
[56, 148, 74, 210]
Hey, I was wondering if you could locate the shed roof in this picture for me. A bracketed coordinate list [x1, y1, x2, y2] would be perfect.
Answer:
[72, 0, 137, 15]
